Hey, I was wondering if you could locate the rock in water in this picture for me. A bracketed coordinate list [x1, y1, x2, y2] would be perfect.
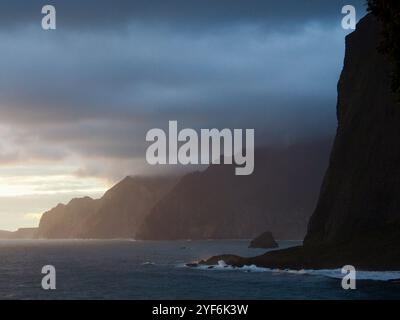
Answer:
[249, 232, 278, 249]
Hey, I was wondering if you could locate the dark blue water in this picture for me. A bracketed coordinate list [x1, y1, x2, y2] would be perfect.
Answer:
[0, 240, 399, 300]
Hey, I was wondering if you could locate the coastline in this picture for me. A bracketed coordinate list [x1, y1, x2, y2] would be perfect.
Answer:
[199, 240, 400, 272]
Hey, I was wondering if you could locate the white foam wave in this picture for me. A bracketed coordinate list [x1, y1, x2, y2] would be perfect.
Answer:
[186, 260, 400, 281]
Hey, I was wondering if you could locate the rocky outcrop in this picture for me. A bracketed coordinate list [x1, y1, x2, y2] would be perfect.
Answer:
[36, 176, 175, 239]
[137, 142, 330, 240]
[201, 14, 400, 270]
[249, 232, 278, 249]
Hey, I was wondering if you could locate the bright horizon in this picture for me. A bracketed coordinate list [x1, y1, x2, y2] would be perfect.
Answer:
[0, 162, 111, 230]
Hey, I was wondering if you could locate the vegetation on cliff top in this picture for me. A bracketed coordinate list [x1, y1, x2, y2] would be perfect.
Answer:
[368, 0, 400, 96]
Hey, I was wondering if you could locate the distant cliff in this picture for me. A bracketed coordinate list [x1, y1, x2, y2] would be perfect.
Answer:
[35, 141, 329, 241]
[203, 14, 400, 270]
[36, 196, 100, 239]
[0, 228, 37, 239]
[36, 176, 175, 239]
[137, 142, 330, 240]
[81, 176, 175, 239]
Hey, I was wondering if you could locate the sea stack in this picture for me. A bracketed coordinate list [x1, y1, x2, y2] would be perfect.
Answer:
[249, 232, 278, 249]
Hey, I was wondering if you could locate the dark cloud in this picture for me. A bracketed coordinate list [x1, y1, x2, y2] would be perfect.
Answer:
[0, 0, 368, 179]
[0, 0, 367, 31]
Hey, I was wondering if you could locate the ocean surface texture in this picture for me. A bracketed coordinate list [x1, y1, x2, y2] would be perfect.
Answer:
[0, 240, 399, 300]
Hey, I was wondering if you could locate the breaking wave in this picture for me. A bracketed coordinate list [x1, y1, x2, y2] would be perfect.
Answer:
[185, 260, 400, 281]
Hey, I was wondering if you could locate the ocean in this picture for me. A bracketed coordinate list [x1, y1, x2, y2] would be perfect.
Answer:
[0, 239, 399, 300]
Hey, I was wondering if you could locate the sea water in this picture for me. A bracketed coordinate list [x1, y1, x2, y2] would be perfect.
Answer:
[0, 240, 399, 300]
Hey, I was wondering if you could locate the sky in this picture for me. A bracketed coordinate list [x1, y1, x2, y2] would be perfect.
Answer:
[0, 0, 367, 230]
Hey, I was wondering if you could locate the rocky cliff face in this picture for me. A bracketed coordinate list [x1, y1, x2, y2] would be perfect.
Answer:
[202, 14, 400, 270]
[37, 197, 100, 239]
[305, 14, 400, 249]
[137, 142, 330, 240]
[81, 176, 174, 239]
[36, 176, 175, 239]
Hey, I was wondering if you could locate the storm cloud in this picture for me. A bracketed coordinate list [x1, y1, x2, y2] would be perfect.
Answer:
[0, 0, 367, 30]
[0, 0, 367, 180]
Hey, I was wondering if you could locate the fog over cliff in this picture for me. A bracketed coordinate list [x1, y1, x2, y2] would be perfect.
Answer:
[0, 0, 367, 230]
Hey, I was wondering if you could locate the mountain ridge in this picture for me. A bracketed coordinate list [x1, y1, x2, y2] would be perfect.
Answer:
[36, 176, 176, 239]
[138, 141, 331, 240]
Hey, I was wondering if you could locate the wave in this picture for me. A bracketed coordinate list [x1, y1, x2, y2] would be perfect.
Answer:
[185, 260, 400, 281]
[185, 260, 270, 273]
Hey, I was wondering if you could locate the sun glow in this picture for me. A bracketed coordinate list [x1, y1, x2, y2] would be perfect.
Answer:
[0, 174, 108, 197]
[0, 163, 111, 230]
[0, 173, 108, 197]
[0, 164, 110, 198]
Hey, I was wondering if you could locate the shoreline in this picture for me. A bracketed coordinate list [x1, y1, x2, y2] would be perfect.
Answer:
[197, 243, 400, 272]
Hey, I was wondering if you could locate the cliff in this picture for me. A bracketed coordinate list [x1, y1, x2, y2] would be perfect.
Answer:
[202, 14, 400, 270]
[137, 142, 330, 240]
[304, 14, 400, 248]
[81, 176, 174, 239]
[36, 176, 175, 239]
[35, 141, 329, 241]
[36, 196, 101, 239]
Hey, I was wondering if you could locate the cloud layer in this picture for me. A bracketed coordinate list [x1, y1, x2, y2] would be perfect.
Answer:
[0, 0, 367, 229]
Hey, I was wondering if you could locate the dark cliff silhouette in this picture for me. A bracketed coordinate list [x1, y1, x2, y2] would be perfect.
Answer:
[203, 14, 400, 270]
[305, 14, 400, 247]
